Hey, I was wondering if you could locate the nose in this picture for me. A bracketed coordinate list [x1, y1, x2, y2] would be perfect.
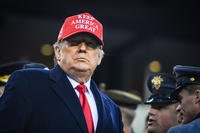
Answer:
[176, 104, 181, 112]
[148, 107, 158, 123]
[78, 42, 87, 51]
[148, 107, 157, 116]
[176, 104, 183, 124]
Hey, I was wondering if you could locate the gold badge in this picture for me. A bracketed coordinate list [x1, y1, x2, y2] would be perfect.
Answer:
[0, 74, 10, 83]
[190, 77, 195, 81]
[151, 76, 164, 90]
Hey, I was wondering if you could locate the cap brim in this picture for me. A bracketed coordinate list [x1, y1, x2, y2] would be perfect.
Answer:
[171, 86, 184, 100]
[103, 89, 142, 109]
[145, 99, 177, 105]
[144, 94, 178, 105]
[58, 30, 104, 46]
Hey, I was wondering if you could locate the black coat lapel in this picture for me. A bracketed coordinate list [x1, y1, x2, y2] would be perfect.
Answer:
[49, 65, 88, 133]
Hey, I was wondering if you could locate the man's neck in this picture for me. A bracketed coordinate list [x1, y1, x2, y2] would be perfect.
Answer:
[66, 70, 92, 83]
[58, 64, 92, 83]
[193, 112, 200, 121]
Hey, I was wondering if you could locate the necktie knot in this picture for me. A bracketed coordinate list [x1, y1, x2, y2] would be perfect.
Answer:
[76, 84, 87, 93]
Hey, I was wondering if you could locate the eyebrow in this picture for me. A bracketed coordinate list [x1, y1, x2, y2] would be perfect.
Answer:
[151, 105, 168, 109]
[177, 95, 183, 101]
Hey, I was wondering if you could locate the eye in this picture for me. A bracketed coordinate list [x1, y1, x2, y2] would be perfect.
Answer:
[152, 105, 165, 110]
[85, 41, 98, 49]
[65, 37, 100, 49]
[68, 40, 80, 46]
[86, 41, 93, 46]
[177, 95, 183, 103]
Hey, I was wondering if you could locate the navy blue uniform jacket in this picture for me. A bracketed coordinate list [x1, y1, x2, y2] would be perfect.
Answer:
[0, 65, 124, 133]
[168, 117, 200, 133]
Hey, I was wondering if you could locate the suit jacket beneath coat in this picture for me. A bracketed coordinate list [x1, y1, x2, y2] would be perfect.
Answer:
[0, 65, 124, 133]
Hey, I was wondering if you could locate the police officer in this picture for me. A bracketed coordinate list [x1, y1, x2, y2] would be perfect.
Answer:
[100, 83, 142, 133]
[0, 61, 48, 97]
[168, 65, 200, 133]
[145, 73, 180, 133]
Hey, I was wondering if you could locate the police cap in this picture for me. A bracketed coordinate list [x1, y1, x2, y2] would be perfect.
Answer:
[103, 89, 142, 109]
[0, 61, 47, 86]
[172, 65, 200, 95]
[145, 72, 178, 105]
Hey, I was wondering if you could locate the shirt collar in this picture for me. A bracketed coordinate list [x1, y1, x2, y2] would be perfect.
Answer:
[66, 75, 91, 92]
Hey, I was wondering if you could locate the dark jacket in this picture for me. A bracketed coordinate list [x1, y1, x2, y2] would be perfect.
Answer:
[168, 117, 200, 133]
[0, 65, 123, 133]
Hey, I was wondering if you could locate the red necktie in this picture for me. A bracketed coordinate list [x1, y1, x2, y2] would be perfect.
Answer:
[76, 84, 94, 133]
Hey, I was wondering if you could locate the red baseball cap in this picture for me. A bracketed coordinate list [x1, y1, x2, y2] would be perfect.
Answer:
[57, 12, 104, 46]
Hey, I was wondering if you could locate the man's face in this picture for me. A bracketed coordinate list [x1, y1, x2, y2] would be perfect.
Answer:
[0, 86, 5, 97]
[54, 33, 102, 79]
[147, 103, 178, 133]
[177, 89, 197, 124]
[176, 104, 184, 124]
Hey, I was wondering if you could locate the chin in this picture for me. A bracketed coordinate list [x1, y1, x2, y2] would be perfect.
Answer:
[147, 126, 158, 133]
[76, 62, 89, 67]
[77, 65, 90, 70]
[72, 65, 90, 72]
[147, 129, 156, 133]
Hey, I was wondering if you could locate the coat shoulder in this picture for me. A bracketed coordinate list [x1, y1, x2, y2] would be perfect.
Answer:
[99, 89, 120, 111]
[168, 118, 200, 133]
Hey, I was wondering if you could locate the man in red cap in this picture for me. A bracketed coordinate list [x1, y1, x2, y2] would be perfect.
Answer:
[0, 12, 124, 133]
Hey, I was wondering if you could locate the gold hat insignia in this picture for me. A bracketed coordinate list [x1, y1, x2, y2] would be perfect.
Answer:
[0, 74, 11, 83]
[151, 75, 164, 90]
[190, 77, 195, 81]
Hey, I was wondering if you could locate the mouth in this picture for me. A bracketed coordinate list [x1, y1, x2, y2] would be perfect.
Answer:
[177, 112, 184, 123]
[147, 121, 153, 126]
[75, 57, 89, 62]
[147, 118, 155, 127]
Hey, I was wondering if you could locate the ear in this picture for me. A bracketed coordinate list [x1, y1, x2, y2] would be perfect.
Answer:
[97, 49, 104, 65]
[97, 53, 103, 65]
[194, 89, 200, 104]
[54, 46, 61, 62]
[97, 56, 102, 65]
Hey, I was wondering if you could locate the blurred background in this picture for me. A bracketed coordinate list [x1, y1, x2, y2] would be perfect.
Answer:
[0, 0, 199, 101]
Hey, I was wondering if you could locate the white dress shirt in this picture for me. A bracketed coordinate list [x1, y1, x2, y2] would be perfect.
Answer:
[67, 75, 98, 131]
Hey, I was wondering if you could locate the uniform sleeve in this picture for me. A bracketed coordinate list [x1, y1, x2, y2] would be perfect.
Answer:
[167, 127, 175, 133]
[0, 70, 31, 133]
[167, 126, 182, 133]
